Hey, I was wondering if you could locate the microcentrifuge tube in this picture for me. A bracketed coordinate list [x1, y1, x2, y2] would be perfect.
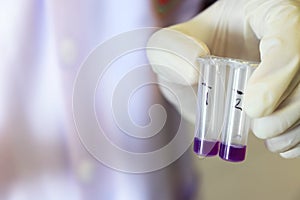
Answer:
[219, 59, 257, 162]
[194, 57, 226, 157]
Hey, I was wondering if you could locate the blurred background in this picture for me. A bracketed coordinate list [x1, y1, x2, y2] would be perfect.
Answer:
[0, 0, 300, 200]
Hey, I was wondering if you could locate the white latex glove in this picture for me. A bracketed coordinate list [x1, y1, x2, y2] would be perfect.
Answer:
[147, 0, 300, 158]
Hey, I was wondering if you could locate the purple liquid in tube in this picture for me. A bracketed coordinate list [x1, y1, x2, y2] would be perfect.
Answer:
[219, 142, 246, 162]
[193, 137, 219, 157]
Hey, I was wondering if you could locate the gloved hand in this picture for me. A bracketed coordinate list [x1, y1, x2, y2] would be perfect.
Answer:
[147, 0, 300, 158]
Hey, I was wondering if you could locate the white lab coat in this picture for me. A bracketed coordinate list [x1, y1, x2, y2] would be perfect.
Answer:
[0, 1, 203, 199]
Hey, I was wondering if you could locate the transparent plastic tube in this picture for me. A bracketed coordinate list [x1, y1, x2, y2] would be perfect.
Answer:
[194, 57, 226, 157]
[219, 59, 257, 162]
